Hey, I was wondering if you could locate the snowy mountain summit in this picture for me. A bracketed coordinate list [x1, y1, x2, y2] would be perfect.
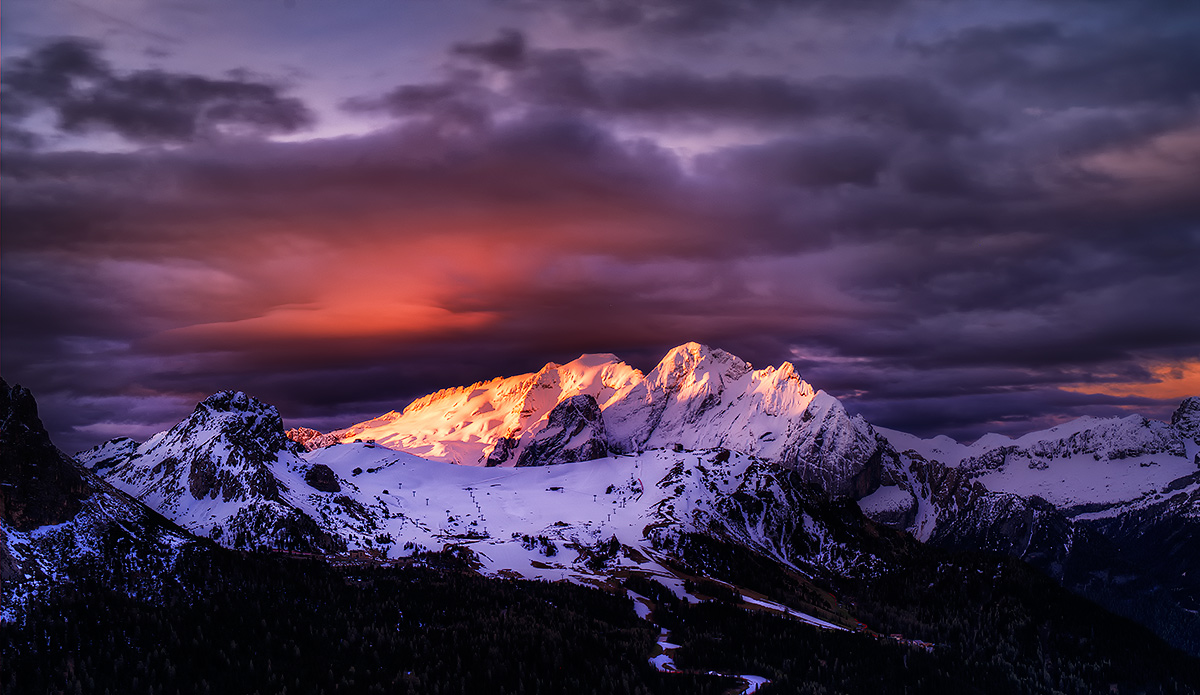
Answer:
[86, 391, 295, 504]
[296, 342, 891, 500]
[80, 391, 343, 552]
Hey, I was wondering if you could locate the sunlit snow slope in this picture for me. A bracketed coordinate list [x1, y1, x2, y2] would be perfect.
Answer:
[302, 441, 886, 597]
[303, 343, 890, 499]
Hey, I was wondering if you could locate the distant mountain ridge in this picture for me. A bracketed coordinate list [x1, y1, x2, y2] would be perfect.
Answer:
[292, 342, 890, 499]
[53, 344, 1200, 656]
[866, 396, 1200, 655]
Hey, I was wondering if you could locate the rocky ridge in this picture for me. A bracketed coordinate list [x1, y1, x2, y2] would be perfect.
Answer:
[1, 379, 196, 618]
[864, 399, 1200, 655]
[78, 391, 348, 553]
[294, 343, 891, 501]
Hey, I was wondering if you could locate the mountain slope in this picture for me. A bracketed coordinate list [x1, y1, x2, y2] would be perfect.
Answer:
[80, 391, 349, 553]
[1, 379, 196, 619]
[298, 342, 892, 500]
[867, 397, 1200, 655]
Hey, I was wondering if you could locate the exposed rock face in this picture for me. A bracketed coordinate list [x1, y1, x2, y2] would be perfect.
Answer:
[308, 343, 889, 500]
[642, 449, 904, 580]
[93, 391, 287, 505]
[78, 391, 343, 554]
[485, 436, 517, 467]
[516, 395, 609, 467]
[788, 399, 890, 499]
[0, 379, 92, 532]
[304, 464, 341, 492]
[287, 427, 327, 451]
[1172, 396, 1200, 446]
[2, 381, 196, 618]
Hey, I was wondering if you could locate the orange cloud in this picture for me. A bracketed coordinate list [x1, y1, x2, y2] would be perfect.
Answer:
[141, 229, 550, 353]
[162, 301, 497, 344]
[1063, 359, 1200, 400]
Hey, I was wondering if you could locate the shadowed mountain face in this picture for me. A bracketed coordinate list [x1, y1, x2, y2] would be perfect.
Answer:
[0, 379, 92, 532]
[77, 391, 346, 554]
[868, 398, 1200, 656]
[515, 394, 609, 467]
[1, 379, 197, 604]
[1173, 397, 1200, 448]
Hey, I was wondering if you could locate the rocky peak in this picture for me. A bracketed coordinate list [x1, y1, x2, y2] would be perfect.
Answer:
[789, 393, 889, 499]
[516, 394, 609, 467]
[168, 390, 296, 458]
[124, 390, 296, 503]
[0, 379, 92, 531]
[286, 427, 328, 451]
[650, 342, 752, 393]
[1171, 396, 1200, 446]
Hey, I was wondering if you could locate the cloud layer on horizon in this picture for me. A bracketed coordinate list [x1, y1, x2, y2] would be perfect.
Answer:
[3, 0, 1199, 453]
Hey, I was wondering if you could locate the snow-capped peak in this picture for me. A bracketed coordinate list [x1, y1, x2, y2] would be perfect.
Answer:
[178, 390, 295, 451]
[79, 389, 297, 507]
[78, 390, 347, 553]
[316, 352, 642, 465]
[303, 342, 888, 499]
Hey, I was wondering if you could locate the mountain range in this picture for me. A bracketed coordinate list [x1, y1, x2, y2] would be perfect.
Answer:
[4, 342, 1200, 692]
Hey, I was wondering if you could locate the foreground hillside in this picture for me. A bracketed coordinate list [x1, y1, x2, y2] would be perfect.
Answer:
[69, 343, 1200, 658]
[5, 375, 1200, 693]
[5, 543, 1199, 695]
[7, 352, 1200, 691]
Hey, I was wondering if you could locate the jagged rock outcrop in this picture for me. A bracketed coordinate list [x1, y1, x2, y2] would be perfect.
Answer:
[485, 436, 517, 467]
[1172, 396, 1200, 447]
[287, 427, 328, 451]
[79, 391, 343, 553]
[1, 380, 196, 617]
[0, 379, 92, 531]
[515, 395, 609, 467]
[303, 464, 340, 492]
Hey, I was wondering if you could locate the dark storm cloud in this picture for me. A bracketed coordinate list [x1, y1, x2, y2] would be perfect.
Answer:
[441, 33, 981, 136]
[452, 28, 529, 69]
[1, 38, 313, 144]
[4, 9, 1200, 453]
[698, 135, 895, 188]
[912, 17, 1200, 108]
[506, 0, 901, 34]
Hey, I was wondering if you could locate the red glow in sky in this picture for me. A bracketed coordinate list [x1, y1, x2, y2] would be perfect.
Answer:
[2, 0, 1198, 452]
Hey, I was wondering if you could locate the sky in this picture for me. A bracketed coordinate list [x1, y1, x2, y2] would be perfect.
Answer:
[3, 0, 1199, 454]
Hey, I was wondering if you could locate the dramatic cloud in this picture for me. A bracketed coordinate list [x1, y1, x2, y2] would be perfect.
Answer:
[2, 1, 1199, 453]
[507, 0, 902, 35]
[1, 38, 313, 144]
